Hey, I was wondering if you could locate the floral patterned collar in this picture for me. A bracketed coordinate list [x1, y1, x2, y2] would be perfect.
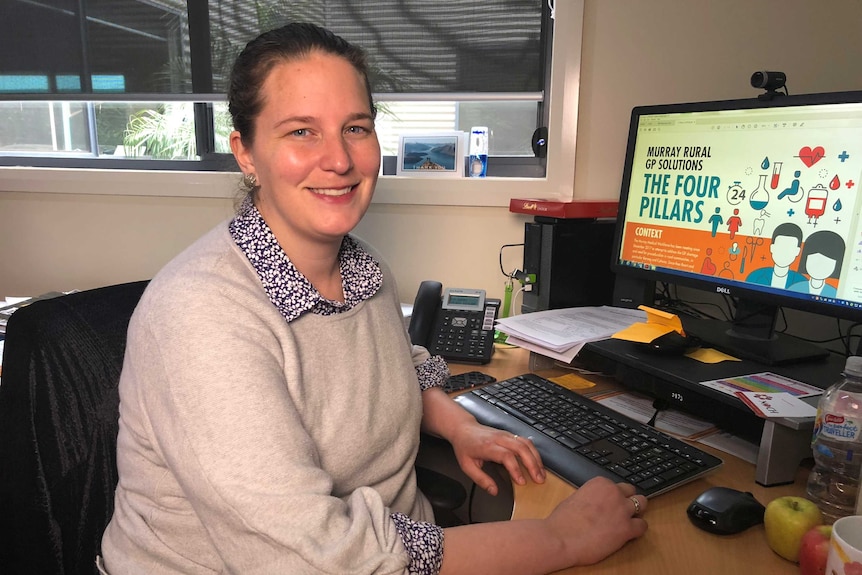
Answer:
[228, 197, 382, 323]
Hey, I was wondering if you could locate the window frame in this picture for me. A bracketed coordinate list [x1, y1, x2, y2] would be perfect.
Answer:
[0, 1, 584, 207]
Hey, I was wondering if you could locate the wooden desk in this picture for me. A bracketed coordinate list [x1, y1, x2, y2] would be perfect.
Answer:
[451, 346, 805, 575]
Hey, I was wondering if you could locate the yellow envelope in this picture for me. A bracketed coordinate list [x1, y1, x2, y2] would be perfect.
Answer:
[612, 305, 684, 344]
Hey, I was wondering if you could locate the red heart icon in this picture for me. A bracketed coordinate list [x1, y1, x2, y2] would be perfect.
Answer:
[798, 146, 825, 167]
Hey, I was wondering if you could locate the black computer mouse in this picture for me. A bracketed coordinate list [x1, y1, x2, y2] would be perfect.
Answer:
[640, 331, 694, 355]
[686, 486, 766, 535]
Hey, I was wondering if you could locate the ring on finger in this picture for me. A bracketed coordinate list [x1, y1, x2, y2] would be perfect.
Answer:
[630, 496, 642, 515]
[512, 434, 519, 440]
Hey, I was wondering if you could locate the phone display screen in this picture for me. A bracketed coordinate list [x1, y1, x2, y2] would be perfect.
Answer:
[447, 294, 480, 307]
[442, 289, 485, 311]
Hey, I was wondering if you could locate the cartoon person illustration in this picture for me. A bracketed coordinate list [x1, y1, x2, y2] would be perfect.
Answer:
[745, 222, 806, 288]
[789, 230, 845, 297]
[700, 247, 717, 275]
[718, 261, 735, 280]
[777, 170, 803, 201]
[708, 207, 723, 237]
[726, 208, 742, 239]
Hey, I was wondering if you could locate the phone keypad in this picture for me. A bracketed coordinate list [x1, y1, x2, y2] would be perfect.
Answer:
[431, 309, 494, 363]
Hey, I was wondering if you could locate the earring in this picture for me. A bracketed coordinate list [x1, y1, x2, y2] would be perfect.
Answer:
[243, 173, 258, 189]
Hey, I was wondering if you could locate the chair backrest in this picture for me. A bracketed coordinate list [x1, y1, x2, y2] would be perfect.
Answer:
[0, 281, 148, 575]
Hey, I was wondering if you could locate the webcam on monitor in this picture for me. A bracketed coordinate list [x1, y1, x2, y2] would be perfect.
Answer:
[750, 70, 787, 99]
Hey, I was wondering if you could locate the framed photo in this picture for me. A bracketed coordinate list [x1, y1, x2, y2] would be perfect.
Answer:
[396, 132, 465, 178]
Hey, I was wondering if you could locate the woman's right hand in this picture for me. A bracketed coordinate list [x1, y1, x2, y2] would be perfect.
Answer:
[439, 475, 648, 574]
[545, 476, 648, 566]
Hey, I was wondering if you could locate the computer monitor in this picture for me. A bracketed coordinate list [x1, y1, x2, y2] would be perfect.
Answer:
[611, 90, 862, 365]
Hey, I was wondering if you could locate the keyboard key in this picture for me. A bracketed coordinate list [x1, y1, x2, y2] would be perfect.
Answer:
[637, 476, 666, 490]
[607, 464, 632, 478]
[563, 430, 590, 445]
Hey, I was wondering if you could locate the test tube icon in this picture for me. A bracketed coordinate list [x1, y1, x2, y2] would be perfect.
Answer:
[770, 161, 782, 189]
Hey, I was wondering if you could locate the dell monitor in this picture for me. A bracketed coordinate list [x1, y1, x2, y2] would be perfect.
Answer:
[611, 90, 862, 365]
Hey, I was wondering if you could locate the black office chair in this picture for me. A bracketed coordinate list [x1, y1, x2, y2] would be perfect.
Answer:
[0, 281, 149, 575]
[0, 281, 464, 574]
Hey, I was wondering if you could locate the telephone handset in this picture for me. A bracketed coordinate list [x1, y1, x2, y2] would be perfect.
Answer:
[408, 280, 501, 364]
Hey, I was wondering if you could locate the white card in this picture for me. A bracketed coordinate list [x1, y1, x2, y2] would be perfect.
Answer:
[735, 391, 817, 418]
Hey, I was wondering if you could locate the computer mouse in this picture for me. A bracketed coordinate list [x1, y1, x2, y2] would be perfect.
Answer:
[640, 331, 694, 355]
[686, 486, 765, 535]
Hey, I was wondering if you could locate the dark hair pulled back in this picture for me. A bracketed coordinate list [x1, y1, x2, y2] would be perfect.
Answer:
[228, 22, 376, 147]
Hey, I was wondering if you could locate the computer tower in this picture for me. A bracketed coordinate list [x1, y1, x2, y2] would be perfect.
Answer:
[521, 218, 617, 313]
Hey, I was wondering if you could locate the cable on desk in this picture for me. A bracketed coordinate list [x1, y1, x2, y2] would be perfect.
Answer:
[495, 242, 530, 343]
[497, 243, 524, 280]
[647, 398, 669, 427]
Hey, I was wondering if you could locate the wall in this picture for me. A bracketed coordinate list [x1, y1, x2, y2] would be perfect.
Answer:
[0, 192, 236, 294]
[2, 0, 862, 308]
[575, 0, 862, 200]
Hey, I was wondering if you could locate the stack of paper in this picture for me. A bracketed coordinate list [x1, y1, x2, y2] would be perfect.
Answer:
[495, 306, 647, 363]
[0, 297, 27, 383]
[0, 296, 32, 336]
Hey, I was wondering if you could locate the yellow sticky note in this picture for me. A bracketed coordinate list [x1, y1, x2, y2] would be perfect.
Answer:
[685, 347, 741, 363]
[612, 305, 684, 343]
[549, 373, 596, 390]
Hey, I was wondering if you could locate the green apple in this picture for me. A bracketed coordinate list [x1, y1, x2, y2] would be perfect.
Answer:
[763, 496, 824, 562]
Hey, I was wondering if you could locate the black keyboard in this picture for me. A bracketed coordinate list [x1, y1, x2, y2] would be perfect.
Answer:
[454, 373, 723, 498]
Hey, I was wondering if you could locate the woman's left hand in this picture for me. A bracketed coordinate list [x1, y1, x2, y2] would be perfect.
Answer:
[448, 420, 546, 496]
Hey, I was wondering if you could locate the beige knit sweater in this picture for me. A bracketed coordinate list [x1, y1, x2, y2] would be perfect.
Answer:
[101, 223, 433, 574]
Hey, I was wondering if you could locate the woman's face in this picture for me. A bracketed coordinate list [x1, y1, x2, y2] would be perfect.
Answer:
[806, 252, 838, 281]
[231, 51, 380, 250]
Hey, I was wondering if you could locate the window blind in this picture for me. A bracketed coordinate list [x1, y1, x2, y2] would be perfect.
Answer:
[2, 0, 544, 98]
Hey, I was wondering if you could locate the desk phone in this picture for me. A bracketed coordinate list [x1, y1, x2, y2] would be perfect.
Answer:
[408, 281, 500, 364]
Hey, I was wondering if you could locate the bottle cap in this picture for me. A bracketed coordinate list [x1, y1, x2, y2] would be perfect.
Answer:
[845, 356, 862, 376]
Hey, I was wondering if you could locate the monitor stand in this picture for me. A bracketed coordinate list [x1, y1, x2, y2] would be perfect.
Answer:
[684, 300, 829, 366]
[684, 318, 829, 366]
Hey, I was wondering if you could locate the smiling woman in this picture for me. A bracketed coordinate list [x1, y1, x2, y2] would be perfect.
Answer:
[229, 50, 381, 281]
[97, 21, 647, 575]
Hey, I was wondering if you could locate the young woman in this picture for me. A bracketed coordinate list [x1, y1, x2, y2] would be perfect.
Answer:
[100, 23, 647, 575]
[789, 229, 845, 296]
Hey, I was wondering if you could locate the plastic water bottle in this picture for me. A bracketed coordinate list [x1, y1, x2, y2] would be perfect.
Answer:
[806, 356, 862, 524]
[468, 127, 488, 178]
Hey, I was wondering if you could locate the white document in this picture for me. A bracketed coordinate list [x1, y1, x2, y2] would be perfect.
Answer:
[699, 371, 823, 399]
[496, 306, 646, 352]
[735, 391, 818, 418]
[503, 334, 585, 363]
[698, 430, 760, 465]
[594, 391, 717, 439]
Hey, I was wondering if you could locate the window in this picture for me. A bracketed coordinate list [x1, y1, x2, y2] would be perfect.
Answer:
[0, 1, 583, 205]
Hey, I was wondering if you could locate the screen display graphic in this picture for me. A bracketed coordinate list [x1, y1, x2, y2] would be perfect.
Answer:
[612, 92, 862, 363]
[620, 99, 862, 307]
